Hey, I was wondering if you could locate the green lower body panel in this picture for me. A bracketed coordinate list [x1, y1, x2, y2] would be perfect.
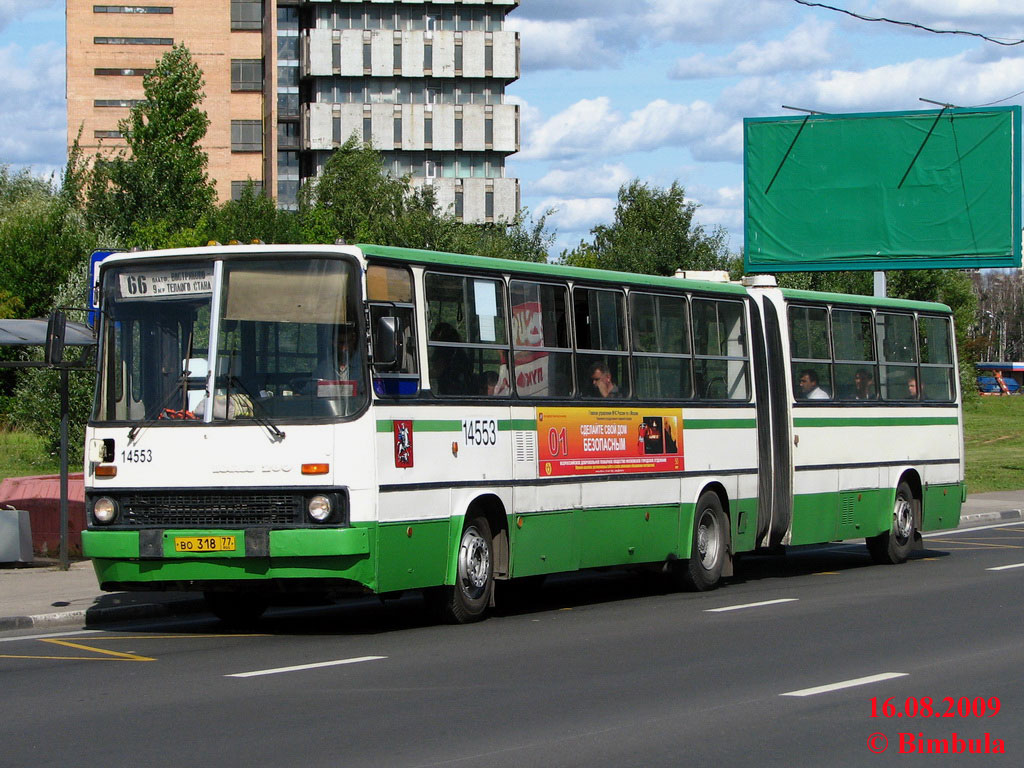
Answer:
[922, 483, 964, 531]
[84, 526, 376, 592]
[375, 519, 451, 592]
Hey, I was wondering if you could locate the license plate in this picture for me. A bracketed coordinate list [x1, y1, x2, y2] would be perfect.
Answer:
[174, 535, 237, 553]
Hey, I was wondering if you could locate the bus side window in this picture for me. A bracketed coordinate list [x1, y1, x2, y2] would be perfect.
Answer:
[425, 272, 510, 397]
[693, 298, 749, 400]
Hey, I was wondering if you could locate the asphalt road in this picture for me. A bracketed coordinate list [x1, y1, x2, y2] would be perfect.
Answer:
[2, 521, 1022, 768]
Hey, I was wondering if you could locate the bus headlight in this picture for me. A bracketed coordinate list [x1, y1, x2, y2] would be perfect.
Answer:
[92, 497, 119, 524]
[307, 494, 333, 523]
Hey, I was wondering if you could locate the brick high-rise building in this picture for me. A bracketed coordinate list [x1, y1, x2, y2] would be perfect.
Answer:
[67, 1, 520, 222]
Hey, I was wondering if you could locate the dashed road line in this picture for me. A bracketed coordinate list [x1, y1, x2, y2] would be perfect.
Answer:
[226, 655, 386, 678]
[781, 672, 908, 697]
[705, 598, 798, 613]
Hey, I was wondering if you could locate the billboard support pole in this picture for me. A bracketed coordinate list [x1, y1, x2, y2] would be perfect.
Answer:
[873, 271, 886, 298]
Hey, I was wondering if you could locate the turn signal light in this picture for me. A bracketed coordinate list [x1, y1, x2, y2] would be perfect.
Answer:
[302, 463, 330, 475]
[95, 465, 117, 478]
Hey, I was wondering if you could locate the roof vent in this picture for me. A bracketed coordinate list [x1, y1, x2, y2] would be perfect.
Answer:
[740, 274, 778, 288]
[673, 269, 731, 282]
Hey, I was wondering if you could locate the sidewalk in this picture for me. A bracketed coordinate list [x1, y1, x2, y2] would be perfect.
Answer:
[2, 491, 1022, 632]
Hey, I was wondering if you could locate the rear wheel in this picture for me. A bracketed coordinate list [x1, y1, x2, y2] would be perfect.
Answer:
[428, 515, 494, 624]
[674, 491, 729, 591]
[866, 480, 916, 564]
[204, 591, 269, 627]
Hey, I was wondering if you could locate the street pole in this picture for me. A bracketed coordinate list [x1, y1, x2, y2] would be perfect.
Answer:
[59, 366, 69, 571]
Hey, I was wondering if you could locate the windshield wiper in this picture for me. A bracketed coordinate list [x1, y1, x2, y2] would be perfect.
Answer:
[226, 375, 286, 442]
[127, 373, 197, 442]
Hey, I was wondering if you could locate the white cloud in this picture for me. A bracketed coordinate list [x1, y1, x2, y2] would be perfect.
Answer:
[0, 42, 67, 167]
[534, 164, 633, 196]
[540, 196, 617, 233]
[803, 52, 1024, 112]
[670, 19, 836, 79]
[0, 1, 60, 35]
[521, 97, 734, 162]
[508, 18, 623, 71]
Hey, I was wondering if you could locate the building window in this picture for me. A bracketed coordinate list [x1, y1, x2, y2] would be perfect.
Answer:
[393, 43, 402, 71]
[424, 117, 432, 145]
[363, 43, 371, 70]
[93, 6, 173, 14]
[485, 44, 493, 72]
[485, 191, 494, 219]
[455, 118, 463, 145]
[332, 116, 341, 144]
[277, 36, 298, 60]
[333, 42, 341, 70]
[230, 0, 262, 31]
[277, 64, 299, 87]
[279, 121, 300, 149]
[424, 43, 432, 70]
[277, 92, 299, 117]
[231, 120, 263, 153]
[94, 37, 172, 45]
[94, 130, 123, 139]
[454, 44, 463, 71]
[276, 5, 298, 31]
[231, 180, 264, 200]
[485, 118, 493, 145]
[454, 190, 464, 218]
[231, 59, 263, 91]
[94, 99, 145, 108]
[94, 68, 151, 77]
[363, 117, 372, 143]
[393, 117, 402, 145]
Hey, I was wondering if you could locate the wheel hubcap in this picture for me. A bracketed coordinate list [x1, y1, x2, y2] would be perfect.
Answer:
[893, 495, 913, 542]
[696, 509, 720, 570]
[458, 526, 490, 598]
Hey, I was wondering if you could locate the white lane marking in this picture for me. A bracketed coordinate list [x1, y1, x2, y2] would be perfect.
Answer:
[705, 598, 798, 613]
[0, 629, 103, 644]
[925, 520, 1023, 537]
[987, 562, 1024, 571]
[226, 655, 386, 678]
[781, 672, 908, 697]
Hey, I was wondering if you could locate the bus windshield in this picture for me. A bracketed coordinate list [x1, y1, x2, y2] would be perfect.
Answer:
[93, 256, 366, 423]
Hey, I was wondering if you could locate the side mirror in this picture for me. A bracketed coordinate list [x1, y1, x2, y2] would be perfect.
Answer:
[45, 310, 67, 365]
[374, 316, 399, 368]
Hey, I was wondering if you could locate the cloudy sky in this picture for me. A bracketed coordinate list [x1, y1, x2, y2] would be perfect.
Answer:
[2, 1, 1023, 256]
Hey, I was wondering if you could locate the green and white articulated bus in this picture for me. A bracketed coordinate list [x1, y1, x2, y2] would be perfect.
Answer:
[81, 243, 964, 623]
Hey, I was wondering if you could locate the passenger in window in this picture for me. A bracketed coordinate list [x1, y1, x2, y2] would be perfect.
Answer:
[316, 325, 360, 382]
[907, 377, 921, 399]
[589, 360, 621, 398]
[853, 368, 876, 400]
[797, 369, 829, 400]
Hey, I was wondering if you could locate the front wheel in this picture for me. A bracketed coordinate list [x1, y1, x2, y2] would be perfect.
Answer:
[674, 491, 729, 591]
[866, 480, 916, 564]
[428, 515, 494, 624]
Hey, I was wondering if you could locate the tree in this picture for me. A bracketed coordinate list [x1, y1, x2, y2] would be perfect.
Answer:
[87, 44, 216, 240]
[298, 136, 407, 244]
[561, 180, 731, 275]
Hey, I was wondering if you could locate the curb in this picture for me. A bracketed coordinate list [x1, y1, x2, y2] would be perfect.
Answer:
[958, 509, 1023, 524]
[0, 598, 208, 632]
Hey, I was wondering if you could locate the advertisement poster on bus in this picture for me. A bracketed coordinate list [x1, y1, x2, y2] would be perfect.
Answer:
[536, 407, 684, 476]
[512, 297, 549, 396]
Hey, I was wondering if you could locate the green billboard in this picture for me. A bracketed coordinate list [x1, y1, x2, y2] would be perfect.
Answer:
[744, 106, 1021, 272]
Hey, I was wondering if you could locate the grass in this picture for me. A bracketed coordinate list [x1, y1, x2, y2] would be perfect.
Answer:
[0, 397, 1020, 491]
[962, 395, 1024, 494]
[0, 427, 61, 483]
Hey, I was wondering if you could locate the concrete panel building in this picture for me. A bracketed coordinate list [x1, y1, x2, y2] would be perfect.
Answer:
[67, 1, 520, 223]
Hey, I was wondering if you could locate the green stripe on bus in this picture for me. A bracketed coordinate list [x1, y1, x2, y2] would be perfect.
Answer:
[376, 418, 537, 432]
[793, 416, 958, 427]
[684, 419, 757, 429]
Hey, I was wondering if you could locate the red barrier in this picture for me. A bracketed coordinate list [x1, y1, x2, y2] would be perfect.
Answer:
[0, 474, 86, 556]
